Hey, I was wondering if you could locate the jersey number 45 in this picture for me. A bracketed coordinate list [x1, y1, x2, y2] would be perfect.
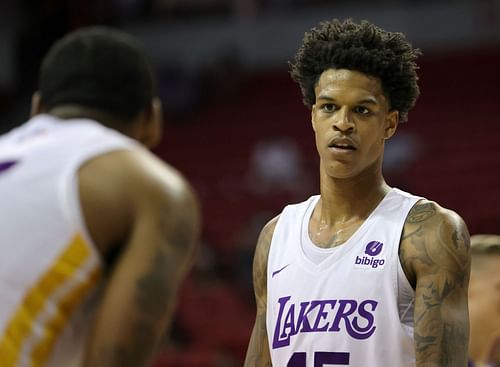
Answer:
[288, 351, 350, 366]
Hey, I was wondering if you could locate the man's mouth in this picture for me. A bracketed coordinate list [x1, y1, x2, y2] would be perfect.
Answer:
[329, 143, 356, 150]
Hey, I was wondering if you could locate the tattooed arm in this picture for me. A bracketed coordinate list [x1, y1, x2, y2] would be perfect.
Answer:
[400, 200, 470, 367]
[78, 149, 200, 367]
[244, 217, 279, 367]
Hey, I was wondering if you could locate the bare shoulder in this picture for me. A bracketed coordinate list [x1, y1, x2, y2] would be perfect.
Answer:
[400, 199, 470, 288]
[255, 216, 280, 258]
[253, 215, 280, 306]
[79, 148, 196, 208]
[78, 148, 199, 257]
[254, 216, 280, 275]
[120, 149, 196, 204]
[114, 149, 200, 251]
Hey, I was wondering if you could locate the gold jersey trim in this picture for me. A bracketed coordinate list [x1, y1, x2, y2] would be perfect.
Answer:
[0, 234, 101, 367]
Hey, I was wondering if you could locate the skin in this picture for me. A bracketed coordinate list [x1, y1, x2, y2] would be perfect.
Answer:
[243, 218, 277, 367]
[399, 201, 470, 366]
[468, 253, 500, 365]
[244, 68, 470, 367]
[31, 95, 200, 367]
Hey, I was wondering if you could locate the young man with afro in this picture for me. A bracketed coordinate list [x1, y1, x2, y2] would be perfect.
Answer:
[244, 19, 470, 367]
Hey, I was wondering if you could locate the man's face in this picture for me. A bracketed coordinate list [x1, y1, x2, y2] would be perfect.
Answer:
[469, 255, 500, 332]
[311, 68, 398, 179]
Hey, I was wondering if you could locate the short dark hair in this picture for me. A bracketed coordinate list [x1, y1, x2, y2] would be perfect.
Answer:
[290, 19, 421, 122]
[39, 26, 155, 121]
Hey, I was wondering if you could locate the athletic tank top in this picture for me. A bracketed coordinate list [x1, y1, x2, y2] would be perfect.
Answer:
[0, 114, 140, 367]
[266, 188, 420, 367]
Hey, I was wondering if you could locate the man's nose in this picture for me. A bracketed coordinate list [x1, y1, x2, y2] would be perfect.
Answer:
[333, 107, 355, 133]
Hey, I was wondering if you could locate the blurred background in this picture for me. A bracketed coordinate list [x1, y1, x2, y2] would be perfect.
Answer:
[0, 0, 499, 365]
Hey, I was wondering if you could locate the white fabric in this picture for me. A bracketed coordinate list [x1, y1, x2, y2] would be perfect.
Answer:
[266, 188, 420, 367]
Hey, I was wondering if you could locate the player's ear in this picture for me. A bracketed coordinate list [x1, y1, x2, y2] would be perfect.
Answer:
[30, 91, 45, 117]
[311, 105, 317, 132]
[384, 110, 399, 140]
[140, 97, 163, 149]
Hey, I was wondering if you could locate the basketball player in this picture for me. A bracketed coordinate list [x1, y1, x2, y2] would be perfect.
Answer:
[468, 234, 500, 367]
[244, 19, 470, 366]
[0, 27, 200, 367]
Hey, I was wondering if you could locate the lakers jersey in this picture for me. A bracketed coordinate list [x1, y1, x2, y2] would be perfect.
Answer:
[266, 188, 420, 367]
[0, 114, 140, 367]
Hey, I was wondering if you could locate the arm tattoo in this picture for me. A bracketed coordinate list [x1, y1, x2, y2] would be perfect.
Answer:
[254, 223, 275, 308]
[401, 201, 470, 366]
[244, 220, 276, 367]
[136, 251, 171, 314]
[97, 217, 194, 366]
[99, 249, 174, 366]
[406, 202, 436, 223]
[245, 314, 272, 367]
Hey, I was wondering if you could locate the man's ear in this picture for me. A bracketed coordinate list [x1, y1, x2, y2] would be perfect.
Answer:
[311, 105, 317, 132]
[384, 110, 399, 140]
[30, 91, 45, 117]
[141, 97, 163, 149]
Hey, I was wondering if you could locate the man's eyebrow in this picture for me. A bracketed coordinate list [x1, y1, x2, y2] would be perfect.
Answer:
[357, 97, 378, 105]
[316, 95, 379, 105]
[316, 95, 335, 101]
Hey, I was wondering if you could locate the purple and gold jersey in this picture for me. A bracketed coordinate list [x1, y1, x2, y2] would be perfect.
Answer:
[266, 188, 420, 367]
[0, 115, 139, 367]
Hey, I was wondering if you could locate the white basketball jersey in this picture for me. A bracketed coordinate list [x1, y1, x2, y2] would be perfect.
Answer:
[267, 188, 420, 367]
[0, 114, 140, 367]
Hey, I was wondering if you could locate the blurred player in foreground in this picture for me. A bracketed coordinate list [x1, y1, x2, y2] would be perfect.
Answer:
[468, 234, 500, 367]
[0, 26, 200, 367]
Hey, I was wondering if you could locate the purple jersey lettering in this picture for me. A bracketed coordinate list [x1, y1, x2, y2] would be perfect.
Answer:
[272, 296, 378, 349]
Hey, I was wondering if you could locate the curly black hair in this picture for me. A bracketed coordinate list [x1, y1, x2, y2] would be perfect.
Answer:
[290, 19, 421, 122]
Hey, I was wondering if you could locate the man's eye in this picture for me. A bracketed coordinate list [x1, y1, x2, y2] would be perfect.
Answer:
[322, 104, 336, 112]
[355, 106, 370, 115]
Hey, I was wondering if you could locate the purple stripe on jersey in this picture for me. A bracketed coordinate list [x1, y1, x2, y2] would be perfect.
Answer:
[0, 160, 18, 174]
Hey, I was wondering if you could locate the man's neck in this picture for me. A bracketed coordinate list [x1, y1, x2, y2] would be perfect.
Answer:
[47, 106, 134, 137]
[317, 162, 390, 225]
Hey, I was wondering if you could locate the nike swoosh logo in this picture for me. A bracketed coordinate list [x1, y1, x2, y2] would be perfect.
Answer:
[272, 264, 290, 278]
[0, 160, 18, 174]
